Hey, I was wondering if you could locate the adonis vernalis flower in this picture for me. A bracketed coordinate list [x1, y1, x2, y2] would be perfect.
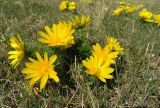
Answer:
[113, 7, 124, 16]
[139, 9, 154, 22]
[8, 35, 25, 68]
[82, 44, 114, 82]
[82, 36, 124, 82]
[22, 52, 59, 91]
[59, 1, 76, 11]
[124, 6, 136, 13]
[38, 22, 75, 48]
[105, 36, 124, 54]
[68, 2, 76, 11]
[68, 15, 90, 29]
[154, 14, 160, 25]
[113, 2, 143, 16]
[59, 1, 68, 11]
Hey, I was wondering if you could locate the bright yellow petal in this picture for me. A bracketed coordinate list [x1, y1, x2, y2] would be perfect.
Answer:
[99, 77, 106, 82]
[17, 34, 24, 45]
[29, 57, 40, 64]
[36, 52, 44, 63]
[44, 52, 48, 63]
[29, 75, 41, 87]
[10, 43, 20, 49]
[45, 26, 53, 36]
[38, 31, 49, 39]
[38, 38, 49, 43]
[8, 51, 22, 55]
[10, 58, 18, 65]
[104, 75, 113, 79]
[25, 72, 40, 79]
[40, 75, 48, 91]
[25, 62, 40, 69]
[103, 67, 114, 73]
[22, 68, 38, 74]
[49, 73, 59, 83]
[8, 55, 18, 59]
[49, 55, 57, 65]
[100, 72, 113, 79]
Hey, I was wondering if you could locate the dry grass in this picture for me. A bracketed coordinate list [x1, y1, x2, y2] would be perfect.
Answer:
[0, 0, 160, 107]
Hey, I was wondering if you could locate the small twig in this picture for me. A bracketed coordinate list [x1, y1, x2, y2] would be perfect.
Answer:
[65, 85, 80, 108]
[81, 94, 84, 108]
[154, 56, 160, 69]
[145, 43, 150, 56]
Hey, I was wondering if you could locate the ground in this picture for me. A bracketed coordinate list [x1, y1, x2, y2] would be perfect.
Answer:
[0, 0, 160, 107]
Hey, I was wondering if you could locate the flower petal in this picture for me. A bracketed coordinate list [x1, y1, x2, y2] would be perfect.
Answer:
[29, 75, 41, 87]
[49, 55, 57, 65]
[40, 75, 48, 91]
[44, 52, 48, 63]
[49, 73, 59, 83]
[36, 52, 44, 63]
[38, 31, 49, 39]
[99, 77, 106, 82]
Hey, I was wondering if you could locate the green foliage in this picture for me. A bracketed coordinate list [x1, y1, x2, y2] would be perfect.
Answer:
[69, 29, 92, 61]
[0, 0, 160, 107]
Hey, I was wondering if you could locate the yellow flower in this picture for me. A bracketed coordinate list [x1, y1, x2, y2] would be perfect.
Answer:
[38, 22, 75, 48]
[112, 7, 124, 16]
[22, 52, 59, 91]
[92, 43, 118, 65]
[124, 6, 136, 13]
[8, 34, 25, 68]
[83, 36, 124, 82]
[68, 15, 90, 29]
[82, 43, 114, 82]
[113, 2, 143, 15]
[105, 36, 124, 54]
[139, 9, 153, 22]
[68, 2, 76, 11]
[154, 14, 160, 25]
[59, 1, 68, 11]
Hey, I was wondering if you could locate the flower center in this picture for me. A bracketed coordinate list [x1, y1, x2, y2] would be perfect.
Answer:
[40, 63, 52, 76]
[94, 68, 101, 76]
